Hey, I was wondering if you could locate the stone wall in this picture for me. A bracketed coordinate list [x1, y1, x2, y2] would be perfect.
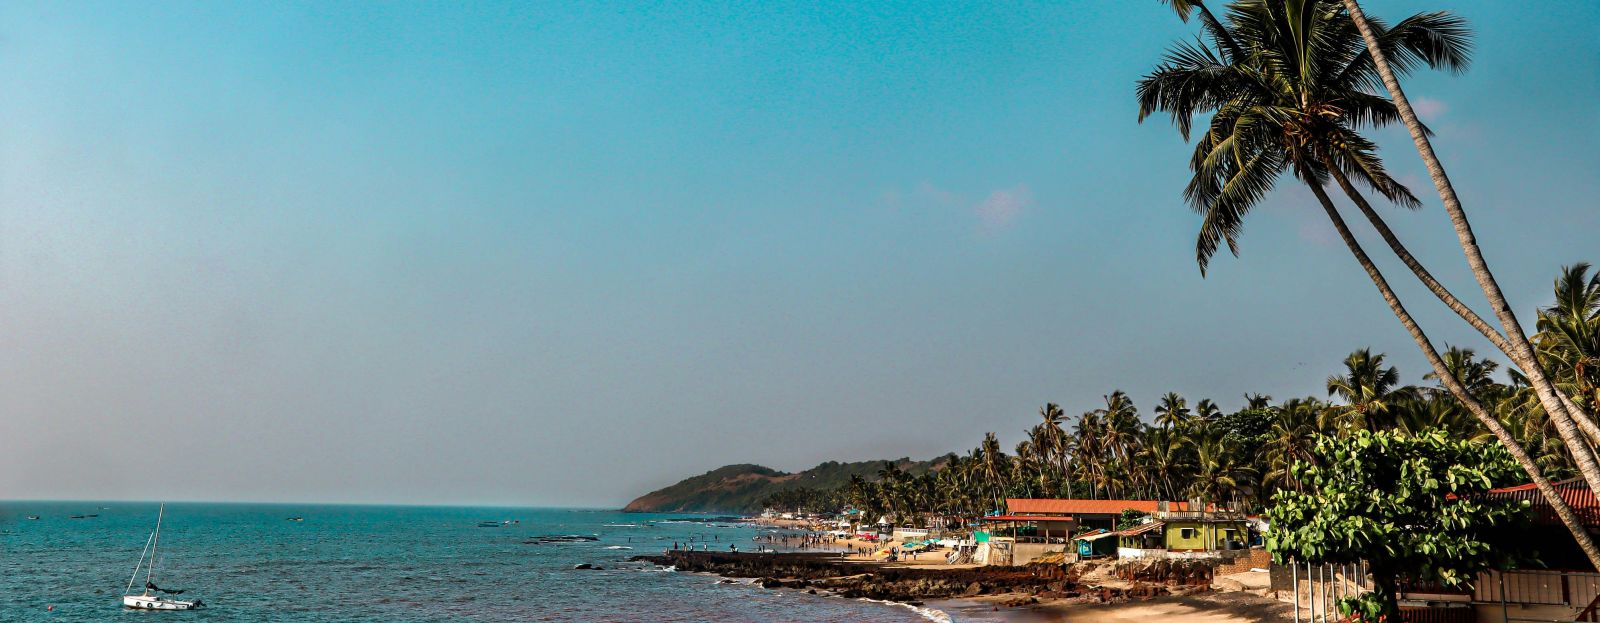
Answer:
[1214, 547, 1271, 575]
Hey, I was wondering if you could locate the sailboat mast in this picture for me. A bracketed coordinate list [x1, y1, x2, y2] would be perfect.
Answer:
[146, 503, 164, 588]
[125, 531, 154, 595]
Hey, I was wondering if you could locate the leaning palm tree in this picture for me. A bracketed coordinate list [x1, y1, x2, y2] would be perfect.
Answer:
[1142, 0, 1600, 567]
[1338, 0, 1600, 456]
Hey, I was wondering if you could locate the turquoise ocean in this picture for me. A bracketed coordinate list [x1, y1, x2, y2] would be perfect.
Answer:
[1, 502, 1011, 622]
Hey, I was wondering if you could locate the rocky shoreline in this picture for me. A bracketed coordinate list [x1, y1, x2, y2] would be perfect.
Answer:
[632, 551, 1219, 607]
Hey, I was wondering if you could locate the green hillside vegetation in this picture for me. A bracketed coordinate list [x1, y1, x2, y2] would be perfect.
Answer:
[622, 456, 949, 514]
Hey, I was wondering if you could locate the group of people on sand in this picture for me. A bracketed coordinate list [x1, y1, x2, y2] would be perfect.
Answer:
[753, 531, 840, 549]
[665, 532, 725, 553]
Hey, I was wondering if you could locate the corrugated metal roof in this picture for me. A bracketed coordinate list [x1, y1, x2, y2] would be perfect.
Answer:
[1115, 521, 1165, 537]
[1077, 531, 1119, 542]
[1005, 498, 1187, 515]
[1480, 478, 1600, 527]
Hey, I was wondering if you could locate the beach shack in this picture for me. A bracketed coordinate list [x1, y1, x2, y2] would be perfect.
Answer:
[1074, 529, 1117, 559]
[975, 513, 1074, 565]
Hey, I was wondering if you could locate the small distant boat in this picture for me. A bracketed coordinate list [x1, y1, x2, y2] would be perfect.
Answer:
[286, 517, 305, 522]
[26, 515, 39, 520]
[477, 521, 502, 528]
[123, 504, 204, 610]
[69, 515, 85, 519]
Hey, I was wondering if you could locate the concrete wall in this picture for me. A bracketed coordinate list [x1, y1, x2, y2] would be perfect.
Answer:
[1012, 542, 1071, 565]
[1119, 547, 1167, 560]
[1119, 546, 1244, 561]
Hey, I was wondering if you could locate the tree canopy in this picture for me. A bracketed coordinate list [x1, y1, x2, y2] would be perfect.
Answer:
[1267, 429, 1529, 621]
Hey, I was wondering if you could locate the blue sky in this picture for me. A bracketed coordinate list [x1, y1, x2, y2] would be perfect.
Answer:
[0, 1, 1595, 506]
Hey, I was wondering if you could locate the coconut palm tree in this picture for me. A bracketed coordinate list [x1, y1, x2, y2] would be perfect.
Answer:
[1142, 0, 1600, 567]
[1421, 346, 1501, 397]
[1537, 264, 1600, 411]
[1154, 392, 1191, 429]
[1263, 398, 1322, 492]
[1323, 348, 1411, 431]
[1193, 398, 1222, 422]
[1138, 426, 1188, 500]
[1075, 410, 1105, 499]
[1037, 403, 1072, 495]
[978, 433, 1005, 512]
[1393, 394, 1490, 442]
[1189, 430, 1248, 505]
[1338, 0, 1600, 454]
[1096, 391, 1142, 468]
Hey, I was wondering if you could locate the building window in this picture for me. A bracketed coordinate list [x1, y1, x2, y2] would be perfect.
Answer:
[1180, 528, 1195, 539]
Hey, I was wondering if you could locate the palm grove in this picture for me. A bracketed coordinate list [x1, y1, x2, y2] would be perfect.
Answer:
[766, 273, 1600, 521]
[766, 0, 1600, 614]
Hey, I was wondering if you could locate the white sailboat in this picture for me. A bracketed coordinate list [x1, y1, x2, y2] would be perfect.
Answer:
[123, 503, 204, 610]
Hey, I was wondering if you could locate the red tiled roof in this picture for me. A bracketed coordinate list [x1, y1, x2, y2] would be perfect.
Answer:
[980, 514, 1075, 522]
[1006, 498, 1186, 515]
[1480, 479, 1600, 527]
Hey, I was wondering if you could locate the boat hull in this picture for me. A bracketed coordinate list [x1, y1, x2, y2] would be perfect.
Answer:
[123, 595, 200, 610]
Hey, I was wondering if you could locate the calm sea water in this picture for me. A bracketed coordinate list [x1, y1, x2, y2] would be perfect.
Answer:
[0, 502, 1010, 622]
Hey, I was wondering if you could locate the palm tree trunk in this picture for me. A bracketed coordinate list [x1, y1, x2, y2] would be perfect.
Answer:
[1307, 180, 1600, 569]
[1340, 0, 1600, 472]
[1325, 166, 1600, 447]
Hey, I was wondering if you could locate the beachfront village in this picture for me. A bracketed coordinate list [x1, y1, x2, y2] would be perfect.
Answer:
[642, 233, 1600, 623]
[724, 479, 1600, 623]
[647, 1, 1600, 621]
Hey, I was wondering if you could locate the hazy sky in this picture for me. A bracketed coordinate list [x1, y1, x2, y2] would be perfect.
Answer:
[0, 1, 1595, 507]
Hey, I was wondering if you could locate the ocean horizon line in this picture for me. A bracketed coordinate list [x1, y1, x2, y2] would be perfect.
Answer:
[0, 498, 644, 511]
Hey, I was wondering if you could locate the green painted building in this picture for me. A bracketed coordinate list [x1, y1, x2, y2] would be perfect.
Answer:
[1162, 519, 1248, 552]
[1115, 517, 1251, 559]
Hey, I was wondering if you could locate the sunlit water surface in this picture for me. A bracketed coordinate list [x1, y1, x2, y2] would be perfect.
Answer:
[1, 503, 1015, 622]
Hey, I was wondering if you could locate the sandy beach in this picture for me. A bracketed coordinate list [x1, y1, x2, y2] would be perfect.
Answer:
[938, 592, 1297, 623]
